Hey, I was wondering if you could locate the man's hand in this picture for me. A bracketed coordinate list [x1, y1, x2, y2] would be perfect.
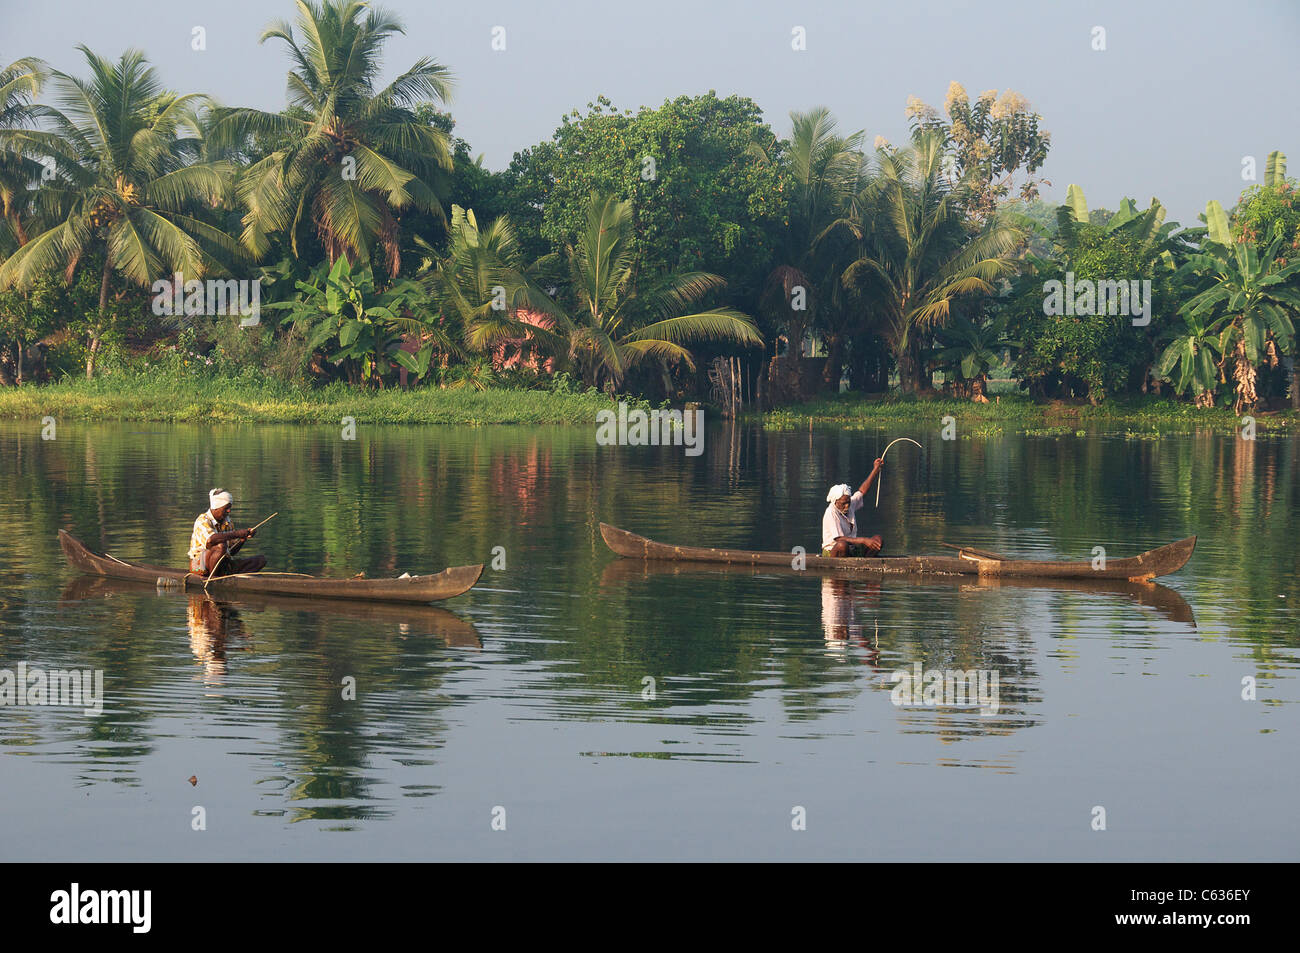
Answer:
[872, 457, 884, 472]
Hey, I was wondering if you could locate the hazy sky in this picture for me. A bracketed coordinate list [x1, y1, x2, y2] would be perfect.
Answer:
[4, 0, 1298, 222]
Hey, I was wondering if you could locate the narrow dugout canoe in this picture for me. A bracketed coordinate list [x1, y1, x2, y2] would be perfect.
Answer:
[598, 523, 1195, 582]
[59, 530, 483, 604]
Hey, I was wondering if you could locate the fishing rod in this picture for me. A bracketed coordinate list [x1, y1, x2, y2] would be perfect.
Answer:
[875, 437, 923, 508]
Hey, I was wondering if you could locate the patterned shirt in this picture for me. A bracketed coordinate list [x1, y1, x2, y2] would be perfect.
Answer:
[188, 510, 233, 563]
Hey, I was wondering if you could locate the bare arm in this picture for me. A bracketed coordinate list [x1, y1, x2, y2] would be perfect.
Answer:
[858, 458, 884, 497]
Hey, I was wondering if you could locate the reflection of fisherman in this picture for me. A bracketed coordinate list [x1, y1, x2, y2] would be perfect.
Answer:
[187, 595, 246, 681]
[820, 577, 881, 668]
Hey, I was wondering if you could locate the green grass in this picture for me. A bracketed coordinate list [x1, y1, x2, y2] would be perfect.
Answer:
[0, 368, 650, 425]
[756, 392, 1299, 434]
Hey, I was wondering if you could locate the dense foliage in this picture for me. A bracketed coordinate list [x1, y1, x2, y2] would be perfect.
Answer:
[0, 0, 1297, 414]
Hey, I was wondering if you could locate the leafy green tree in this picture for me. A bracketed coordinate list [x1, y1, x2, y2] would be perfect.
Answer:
[1007, 185, 1192, 402]
[212, 0, 453, 273]
[0, 56, 51, 255]
[502, 93, 786, 305]
[906, 83, 1051, 223]
[1155, 307, 1224, 407]
[0, 47, 239, 377]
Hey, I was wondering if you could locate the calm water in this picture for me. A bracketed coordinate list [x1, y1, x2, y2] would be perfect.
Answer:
[0, 419, 1296, 861]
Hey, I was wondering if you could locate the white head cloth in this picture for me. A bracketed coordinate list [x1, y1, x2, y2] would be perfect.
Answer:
[826, 483, 852, 503]
[209, 488, 233, 510]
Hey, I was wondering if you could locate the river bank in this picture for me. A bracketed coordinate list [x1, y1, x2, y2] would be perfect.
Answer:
[2, 371, 1297, 431]
[758, 393, 1299, 434]
[0, 370, 645, 425]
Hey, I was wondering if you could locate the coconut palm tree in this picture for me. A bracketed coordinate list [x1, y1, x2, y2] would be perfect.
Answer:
[547, 192, 762, 389]
[750, 108, 863, 393]
[417, 205, 563, 363]
[841, 130, 1022, 392]
[0, 56, 51, 254]
[212, 0, 454, 273]
[0, 47, 240, 377]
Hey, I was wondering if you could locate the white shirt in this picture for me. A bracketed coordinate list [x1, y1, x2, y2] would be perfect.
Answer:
[822, 491, 864, 551]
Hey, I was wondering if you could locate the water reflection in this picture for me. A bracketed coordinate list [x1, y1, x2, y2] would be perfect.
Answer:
[2, 421, 1296, 858]
[819, 577, 881, 666]
[187, 595, 249, 683]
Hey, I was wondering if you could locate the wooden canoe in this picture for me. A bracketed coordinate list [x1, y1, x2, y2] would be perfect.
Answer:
[59, 530, 483, 604]
[599, 523, 1195, 582]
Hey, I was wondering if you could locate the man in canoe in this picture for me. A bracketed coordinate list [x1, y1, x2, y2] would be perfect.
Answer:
[822, 459, 885, 557]
[188, 488, 266, 577]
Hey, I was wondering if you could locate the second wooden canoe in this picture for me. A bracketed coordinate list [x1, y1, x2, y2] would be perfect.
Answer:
[599, 523, 1195, 582]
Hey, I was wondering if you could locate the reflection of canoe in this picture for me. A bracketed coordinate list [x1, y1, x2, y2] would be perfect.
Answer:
[599, 558, 1196, 627]
[599, 523, 1195, 582]
[60, 574, 483, 647]
[59, 529, 482, 604]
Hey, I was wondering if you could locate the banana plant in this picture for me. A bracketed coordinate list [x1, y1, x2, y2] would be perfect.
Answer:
[1174, 209, 1300, 411]
[1155, 309, 1226, 406]
[266, 256, 433, 387]
[932, 312, 1017, 399]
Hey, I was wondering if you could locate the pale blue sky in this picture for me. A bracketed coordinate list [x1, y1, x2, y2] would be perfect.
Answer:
[3, 0, 1297, 222]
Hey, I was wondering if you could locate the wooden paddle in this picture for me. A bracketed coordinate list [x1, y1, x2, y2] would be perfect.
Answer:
[939, 541, 1006, 561]
[205, 512, 278, 588]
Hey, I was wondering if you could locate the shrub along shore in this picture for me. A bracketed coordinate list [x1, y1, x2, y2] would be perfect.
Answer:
[1, 370, 1295, 431]
[0, 370, 647, 426]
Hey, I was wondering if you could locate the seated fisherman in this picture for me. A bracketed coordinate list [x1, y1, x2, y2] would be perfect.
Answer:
[821, 459, 885, 557]
[188, 488, 266, 577]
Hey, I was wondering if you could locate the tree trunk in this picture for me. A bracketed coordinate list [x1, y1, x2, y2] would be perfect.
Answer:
[87, 256, 112, 379]
[896, 337, 927, 394]
[15, 341, 22, 384]
[822, 334, 843, 391]
[1291, 356, 1300, 410]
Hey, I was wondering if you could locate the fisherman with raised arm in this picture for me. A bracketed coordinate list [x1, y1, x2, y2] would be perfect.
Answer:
[821, 459, 885, 557]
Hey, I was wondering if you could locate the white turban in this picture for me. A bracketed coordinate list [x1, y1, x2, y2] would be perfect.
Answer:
[826, 483, 852, 502]
[209, 488, 233, 510]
